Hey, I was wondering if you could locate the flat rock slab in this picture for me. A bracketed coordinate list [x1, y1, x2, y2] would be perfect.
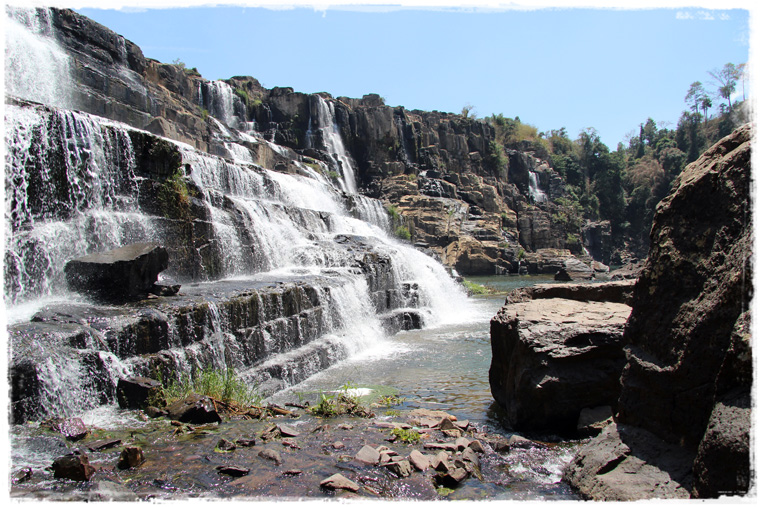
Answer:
[490, 298, 631, 434]
[64, 243, 169, 301]
[321, 473, 360, 492]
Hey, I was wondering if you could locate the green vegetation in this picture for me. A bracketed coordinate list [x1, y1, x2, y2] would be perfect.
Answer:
[390, 427, 421, 444]
[161, 366, 263, 408]
[462, 279, 490, 295]
[308, 382, 374, 418]
[157, 166, 192, 221]
[395, 225, 412, 241]
[483, 61, 747, 256]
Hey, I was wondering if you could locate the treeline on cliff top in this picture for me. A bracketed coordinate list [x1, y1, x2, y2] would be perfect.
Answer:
[483, 62, 749, 258]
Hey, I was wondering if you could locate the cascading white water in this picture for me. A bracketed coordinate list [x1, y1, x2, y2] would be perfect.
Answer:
[5, 4, 479, 421]
[4, 103, 158, 305]
[306, 95, 358, 194]
[528, 171, 548, 203]
[4, 6, 76, 110]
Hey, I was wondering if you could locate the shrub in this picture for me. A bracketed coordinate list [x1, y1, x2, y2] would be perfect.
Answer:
[395, 225, 412, 241]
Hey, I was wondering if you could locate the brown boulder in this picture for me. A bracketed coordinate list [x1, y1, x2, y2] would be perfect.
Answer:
[489, 298, 631, 433]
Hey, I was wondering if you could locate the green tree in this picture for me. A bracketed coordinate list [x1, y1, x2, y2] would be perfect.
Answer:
[709, 63, 739, 111]
[684, 81, 707, 115]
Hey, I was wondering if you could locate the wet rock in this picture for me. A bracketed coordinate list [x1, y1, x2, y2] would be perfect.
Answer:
[439, 466, 469, 488]
[431, 451, 451, 472]
[489, 297, 631, 434]
[461, 447, 480, 467]
[455, 437, 471, 450]
[282, 469, 303, 476]
[408, 449, 430, 471]
[384, 459, 412, 478]
[281, 438, 301, 449]
[48, 417, 88, 441]
[64, 243, 169, 302]
[52, 453, 96, 481]
[13, 468, 32, 484]
[321, 473, 360, 492]
[508, 435, 544, 449]
[235, 437, 256, 447]
[166, 394, 222, 424]
[87, 439, 122, 452]
[492, 439, 510, 453]
[277, 423, 300, 437]
[117, 446, 145, 469]
[442, 429, 462, 438]
[144, 406, 167, 418]
[117, 376, 163, 410]
[260, 424, 282, 442]
[216, 438, 237, 452]
[216, 465, 250, 477]
[564, 423, 692, 500]
[330, 441, 346, 450]
[258, 448, 283, 465]
[355, 444, 381, 465]
[468, 440, 486, 453]
[577, 405, 614, 437]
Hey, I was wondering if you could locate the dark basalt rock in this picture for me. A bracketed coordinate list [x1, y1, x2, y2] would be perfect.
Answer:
[64, 243, 169, 301]
[52, 453, 96, 482]
[564, 124, 753, 500]
[116, 377, 164, 410]
[166, 394, 221, 424]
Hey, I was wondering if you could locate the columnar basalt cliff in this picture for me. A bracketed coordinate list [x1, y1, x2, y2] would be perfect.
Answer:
[7, 6, 597, 277]
[563, 123, 753, 500]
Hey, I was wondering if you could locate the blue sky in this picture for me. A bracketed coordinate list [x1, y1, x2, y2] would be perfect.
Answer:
[69, 1, 752, 148]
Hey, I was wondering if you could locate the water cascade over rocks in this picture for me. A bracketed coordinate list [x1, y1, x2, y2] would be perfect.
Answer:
[5, 6, 473, 423]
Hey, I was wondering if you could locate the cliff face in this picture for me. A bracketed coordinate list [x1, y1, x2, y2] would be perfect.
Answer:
[22, 6, 592, 276]
[564, 123, 753, 499]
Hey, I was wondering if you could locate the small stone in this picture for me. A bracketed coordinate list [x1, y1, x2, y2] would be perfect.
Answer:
[384, 459, 412, 478]
[379, 453, 392, 465]
[432, 451, 451, 472]
[117, 446, 145, 469]
[281, 438, 301, 449]
[321, 473, 360, 492]
[144, 406, 167, 418]
[338, 424, 354, 430]
[453, 419, 470, 431]
[408, 450, 430, 471]
[440, 467, 469, 488]
[461, 447, 480, 466]
[455, 437, 471, 450]
[508, 434, 543, 449]
[52, 453, 96, 481]
[277, 423, 300, 437]
[493, 439, 510, 453]
[331, 441, 346, 450]
[468, 440, 486, 453]
[87, 439, 122, 452]
[216, 438, 237, 452]
[438, 417, 458, 431]
[216, 465, 249, 477]
[258, 448, 283, 465]
[283, 469, 303, 476]
[13, 468, 32, 484]
[355, 445, 380, 465]
[260, 424, 282, 442]
[443, 429, 462, 438]
[236, 438, 256, 447]
[57, 418, 88, 441]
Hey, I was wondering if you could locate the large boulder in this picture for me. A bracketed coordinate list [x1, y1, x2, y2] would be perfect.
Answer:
[489, 298, 631, 434]
[564, 124, 753, 499]
[64, 243, 169, 301]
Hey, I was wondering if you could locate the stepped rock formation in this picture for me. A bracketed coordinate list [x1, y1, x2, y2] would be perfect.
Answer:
[5, 6, 598, 276]
[563, 123, 753, 499]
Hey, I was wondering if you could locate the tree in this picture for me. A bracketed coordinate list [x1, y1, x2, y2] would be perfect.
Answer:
[684, 81, 707, 115]
[709, 63, 739, 111]
[700, 96, 712, 125]
[461, 103, 476, 119]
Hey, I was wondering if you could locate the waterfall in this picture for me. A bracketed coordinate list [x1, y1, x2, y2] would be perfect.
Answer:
[4, 103, 158, 305]
[4, 6, 76, 110]
[306, 95, 358, 194]
[528, 171, 548, 203]
[5, 6, 477, 422]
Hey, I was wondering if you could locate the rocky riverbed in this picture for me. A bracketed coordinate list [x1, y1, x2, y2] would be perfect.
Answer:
[10, 393, 580, 501]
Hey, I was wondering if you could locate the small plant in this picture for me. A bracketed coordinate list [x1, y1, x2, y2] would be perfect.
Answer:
[517, 248, 526, 260]
[327, 170, 341, 180]
[384, 409, 401, 417]
[462, 279, 490, 295]
[406, 173, 417, 181]
[395, 225, 412, 241]
[163, 366, 262, 408]
[199, 107, 209, 121]
[386, 205, 401, 222]
[157, 167, 191, 221]
[310, 392, 338, 417]
[377, 394, 405, 407]
[390, 427, 420, 444]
